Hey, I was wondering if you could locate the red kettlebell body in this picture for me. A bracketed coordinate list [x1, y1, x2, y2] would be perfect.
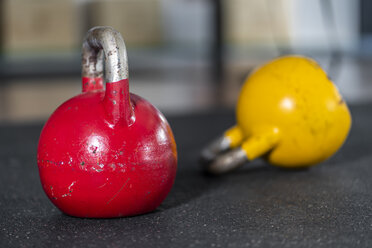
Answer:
[37, 27, 177, 218]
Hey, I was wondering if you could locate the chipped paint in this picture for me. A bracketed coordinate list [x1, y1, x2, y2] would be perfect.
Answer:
[207, 55, 352, 172]
[68, 181, 76, 192]
[37, 26, 177, 218]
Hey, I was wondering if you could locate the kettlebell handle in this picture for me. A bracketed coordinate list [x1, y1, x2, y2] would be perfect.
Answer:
[82, 26, 128, 83]
[81, 26, 134, 126]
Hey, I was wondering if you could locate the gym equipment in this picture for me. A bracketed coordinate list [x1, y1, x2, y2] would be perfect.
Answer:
[37, 27, 177, 218]
[201, 56, 351, 174]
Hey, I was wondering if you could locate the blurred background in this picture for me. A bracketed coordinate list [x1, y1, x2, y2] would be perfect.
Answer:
[0, 0, 370, 123]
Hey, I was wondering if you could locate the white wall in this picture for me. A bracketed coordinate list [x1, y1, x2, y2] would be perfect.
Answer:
[289, 0, 360, 53]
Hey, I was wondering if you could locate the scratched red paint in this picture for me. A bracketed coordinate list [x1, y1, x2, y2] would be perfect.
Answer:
[37, 78, 177, 218]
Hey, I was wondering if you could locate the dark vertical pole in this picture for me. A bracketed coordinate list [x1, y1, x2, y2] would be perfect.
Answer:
[211, 0, 224, 88]
[320, 0, 342, 80]
[0, 0, 7, 120]
[360, 0, 371, 35]
[0, 0, 4, 56]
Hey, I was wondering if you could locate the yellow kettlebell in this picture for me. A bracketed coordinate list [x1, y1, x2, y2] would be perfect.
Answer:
[201, 55, 351, 174]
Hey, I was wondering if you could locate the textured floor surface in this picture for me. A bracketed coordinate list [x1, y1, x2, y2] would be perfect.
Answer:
[0, 104, 371, 247]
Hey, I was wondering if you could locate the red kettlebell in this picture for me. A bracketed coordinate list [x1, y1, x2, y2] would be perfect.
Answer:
[37, 27, 177, 218]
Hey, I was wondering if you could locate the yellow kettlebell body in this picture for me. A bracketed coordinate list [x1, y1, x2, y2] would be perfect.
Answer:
[226, 56, 351, 168]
